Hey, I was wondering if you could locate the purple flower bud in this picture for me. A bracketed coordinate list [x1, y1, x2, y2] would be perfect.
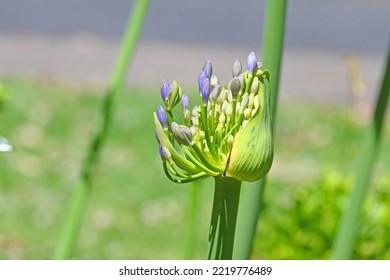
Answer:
[203, 60, 212, 79]
[181, 93, 189, 110]
[159, 145, 172, 162]
[157, 105, 168, 128]
[232, 59, 242, 77]
[161, 79, 170, 100]
[201, 78, 210, 104]
[247, 51, 258, 75]
[198, 71, 206, 91]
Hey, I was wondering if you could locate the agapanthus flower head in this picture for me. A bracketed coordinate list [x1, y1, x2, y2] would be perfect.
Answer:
[153, 51, 273, 183]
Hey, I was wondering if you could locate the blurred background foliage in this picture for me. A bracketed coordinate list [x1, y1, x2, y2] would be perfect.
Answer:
[0, 78, 388, 259]
[0, 0, 390, 260]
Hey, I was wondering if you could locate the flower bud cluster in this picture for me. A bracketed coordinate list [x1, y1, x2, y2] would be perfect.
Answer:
[154, 51, 273, 183]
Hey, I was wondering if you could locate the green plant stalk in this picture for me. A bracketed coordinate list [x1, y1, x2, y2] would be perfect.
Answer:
[208, 176, 241, 260]
[55, 0, 150, 259]
[233, 0, 287, 259]
[182, 182, 201, 259]
[332, 43, 390, 260]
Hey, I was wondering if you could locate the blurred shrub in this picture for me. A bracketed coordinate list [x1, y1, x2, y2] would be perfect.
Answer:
[254, 169, 390, 259]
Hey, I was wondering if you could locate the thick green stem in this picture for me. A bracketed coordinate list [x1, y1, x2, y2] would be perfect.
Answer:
[208, 176, 241, 260]
[55, 0, 150, 259]
[332, 42, 390, 259]
[234, 0, 287, 259]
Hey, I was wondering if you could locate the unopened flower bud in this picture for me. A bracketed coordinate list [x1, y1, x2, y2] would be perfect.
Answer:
[161, 79, 171, 101]
[159, 145, 172, 163]
[203, 60, 212, 79]
[225, 103, 233, 119]
[230, 77, 241, 100]
[166, 80, 183, 112]
[232, 59, 242, 77]
[211, 86, 221, 104]
[201, 78, 210, 105]
[199, 130, 205, 141]
[210, 74, 219, 88]
[251, 77, 259, 94]
[240, 93, 249, 112]
[247, 51, 258, 76]
[198, 71, 206, 91]
[157, 105, 168, 129]
[192, 105, 200, 118]
[238, 73, 245, 93]
[181, 93, 189, 110]
[221, 100, 228, 113]
[184, 109, 191, 125]
[171, 122, 194, 146]
[191, 116, 199, 127]
[219, 112, 226, 124]
[217, 89, 227, 104]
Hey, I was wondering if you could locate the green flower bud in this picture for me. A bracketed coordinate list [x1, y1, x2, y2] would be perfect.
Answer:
[224, 77, 273, 182]
[165, 80, 182, 112]
[230, 77, 241, 100]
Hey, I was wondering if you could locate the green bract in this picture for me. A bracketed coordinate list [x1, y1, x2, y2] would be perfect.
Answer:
[154, 52, 273, 183]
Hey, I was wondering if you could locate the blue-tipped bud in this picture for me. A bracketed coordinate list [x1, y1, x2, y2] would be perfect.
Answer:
[201, 78, 210, 104]
[198, 71, 206, 91]
[171, 122, 194, 146]
[161, 79, 170, 100]
[247, 51, 258, 75]
[159, 145, 172, 163]
[157, 105, 168, 128]
[181, 93, 189, 110]
[203, 60, 212, 79]
[232, 59, 242, 77]
[230, 77, 241, 99]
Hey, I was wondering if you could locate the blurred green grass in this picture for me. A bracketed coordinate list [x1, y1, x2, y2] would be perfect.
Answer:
[0, 78, 389, 259]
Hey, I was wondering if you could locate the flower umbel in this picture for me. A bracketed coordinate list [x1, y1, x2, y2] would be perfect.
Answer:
[154, 52, 273, 183]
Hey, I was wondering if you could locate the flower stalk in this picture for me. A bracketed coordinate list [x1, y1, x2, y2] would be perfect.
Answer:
[208, 176, 241, 260]
[332, 41, 390, 259]
[234, 0, 287, 259]
[55, 0, 150, 259]
[154, 52, 274, 259]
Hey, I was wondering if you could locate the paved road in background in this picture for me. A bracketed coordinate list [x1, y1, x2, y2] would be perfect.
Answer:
[1, 0, 389, 52]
